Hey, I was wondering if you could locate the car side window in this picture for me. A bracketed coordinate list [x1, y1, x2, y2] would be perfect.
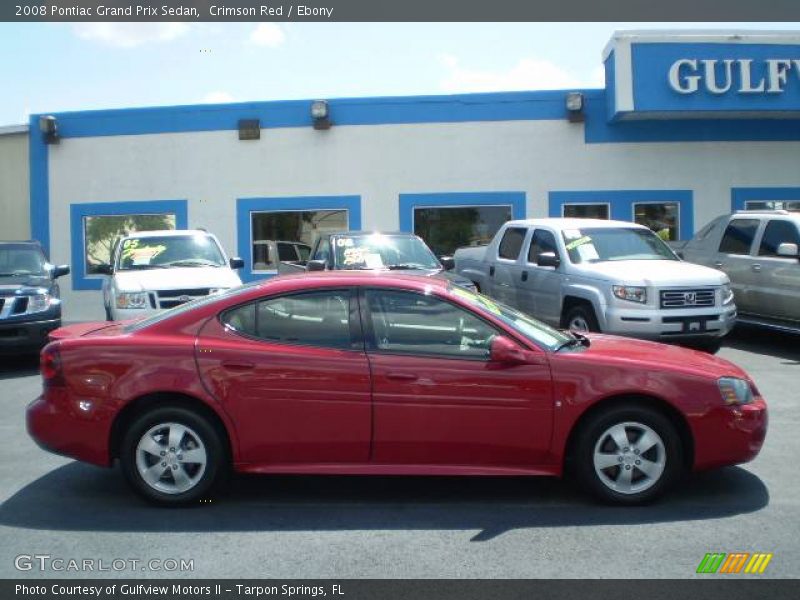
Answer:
[315, 238, 331, 264]
[527, 229, 558, 264]
[277, 242, 298, 261]
[498, 227, 527, 260]
[365, 290, 497, 360]
[758, 220, 800, 256]
[222, 291, 353, 350]
[718, 219, 760, 255]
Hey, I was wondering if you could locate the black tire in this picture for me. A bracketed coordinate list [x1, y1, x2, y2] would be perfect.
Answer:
[690, 338, 723, 354]
[563, 304, 600, 333]
[572, 404, 683, 505]
[120, 406, 228, 506]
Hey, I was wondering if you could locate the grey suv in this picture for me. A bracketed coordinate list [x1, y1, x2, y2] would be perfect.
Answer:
[678, 210, 800, 332]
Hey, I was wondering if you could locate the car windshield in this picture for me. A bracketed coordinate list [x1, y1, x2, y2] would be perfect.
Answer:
[562, 227, 678, 264]
[0, 246, 47, 276]
[333, 234, 440, 270]
[116, 234, 226, 270]
[449, 286, 572, 351]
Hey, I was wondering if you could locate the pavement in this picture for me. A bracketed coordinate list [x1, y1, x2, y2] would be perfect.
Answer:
[0, 325, 797, 579]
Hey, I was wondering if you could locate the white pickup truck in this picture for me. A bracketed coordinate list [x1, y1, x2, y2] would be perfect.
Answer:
[98, 229, 244, 321]
[454, 218, 736, 350]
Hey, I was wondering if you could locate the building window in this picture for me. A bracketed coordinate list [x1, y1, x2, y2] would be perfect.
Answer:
[562, 203, 609, 219]
[413, 205, 512, 256]
[251, 210, 348, 271]
[84, 213, 176, 275]
[745, 200, 800, 211]
[633, 202, 679, 241]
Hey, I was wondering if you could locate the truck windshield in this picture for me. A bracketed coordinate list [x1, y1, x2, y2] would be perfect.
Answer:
[562, 227, 679, 264]
[116, 234, 226, 271]
[0, 246, 47, 276]
[333, 234, 441, 270]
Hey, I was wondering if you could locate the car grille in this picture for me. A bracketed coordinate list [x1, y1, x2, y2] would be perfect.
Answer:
[0, 296, 32, 319]
[660, 288, 716, 309]
[153, 288, 211, 310]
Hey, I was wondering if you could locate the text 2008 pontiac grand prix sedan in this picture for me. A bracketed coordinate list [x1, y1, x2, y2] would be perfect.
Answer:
[27, 272, 767, 506]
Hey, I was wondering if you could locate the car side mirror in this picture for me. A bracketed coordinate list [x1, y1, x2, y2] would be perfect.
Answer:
[94, 264, 112, 275]
[490, 336, 529, 365]
[777, 242, 799, 258]
[536, 252, 560, 268]
[306, 259, 327, 272]
[229, 257, 245, 270]
[439, 256, 455, 271]
[52, 265, 70, 278]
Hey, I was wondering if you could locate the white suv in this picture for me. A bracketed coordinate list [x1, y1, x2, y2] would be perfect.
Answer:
[100, 230, 243, 321]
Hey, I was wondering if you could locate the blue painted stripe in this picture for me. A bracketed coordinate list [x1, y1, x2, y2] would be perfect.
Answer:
[549, 189, 694, 240]
[69, 200, 189, 291]
[398, 192, 527, 234]
[236, 195, 362, 283]
[731, 187, 800, 212]
[28, 118, 49, 252]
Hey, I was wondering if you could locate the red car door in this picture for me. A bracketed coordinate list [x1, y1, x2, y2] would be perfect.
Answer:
[196, 289, 372, 465]
[362, 288, 555, 468]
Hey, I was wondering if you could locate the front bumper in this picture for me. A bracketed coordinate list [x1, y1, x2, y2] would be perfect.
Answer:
[603, 304, 737, 340]
[0, 318, 60, 352]
[692, 397, 768, 471]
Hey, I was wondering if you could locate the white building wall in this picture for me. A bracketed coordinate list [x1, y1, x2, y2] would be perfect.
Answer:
[0, 130, 30, 241]
[46, 119, 800, 321]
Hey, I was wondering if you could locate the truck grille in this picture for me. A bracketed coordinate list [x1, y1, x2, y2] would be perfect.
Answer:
[660, 289, 716, 309]
[0, 296, 31, 319]
[154, 288, 211, 310]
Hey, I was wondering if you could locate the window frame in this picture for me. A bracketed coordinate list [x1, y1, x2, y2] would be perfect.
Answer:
[219, 288, 364, 352]
[358, 287, 503, 362]
[411, 203, 514, 256]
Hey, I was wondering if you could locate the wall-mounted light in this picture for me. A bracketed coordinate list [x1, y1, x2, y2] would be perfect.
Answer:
[565, 92, 585, 123]
[39, 115, 59, 144]
[311, 100, 332, 130]
[238, 119, 261, 140]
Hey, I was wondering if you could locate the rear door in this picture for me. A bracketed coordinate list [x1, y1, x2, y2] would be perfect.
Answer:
[749, 219, 800, 322]
[714, 218, 761, 313]
[196, 288, 372, 465]
[489, 226, 528, 308]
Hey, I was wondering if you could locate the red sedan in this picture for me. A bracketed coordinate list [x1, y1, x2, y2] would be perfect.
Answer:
[27, 273, 767, 506]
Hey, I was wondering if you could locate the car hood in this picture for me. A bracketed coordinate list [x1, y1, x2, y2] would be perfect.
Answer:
[0, 275, 52, 292]
[571, 260, 728, 286]
[561, 333, 748, 380]
[113, 267, 242, 292]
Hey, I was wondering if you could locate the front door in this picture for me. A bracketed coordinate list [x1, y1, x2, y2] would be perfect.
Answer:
[362, 288, 554, 467]
[714, 218, 762, 314]
[196, 289, 372, 465]
[750, 219, 800, 322]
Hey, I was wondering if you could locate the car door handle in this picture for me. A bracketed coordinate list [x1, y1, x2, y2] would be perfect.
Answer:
[221, 361, 255, 371]
[385, 372, 418, 382]
[521, 270, 528, 282]
[751, 263, 762, 272]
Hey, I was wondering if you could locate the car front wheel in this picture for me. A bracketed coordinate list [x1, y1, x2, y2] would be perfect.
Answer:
[574, 405, 683, 505]
[120, 406, 227, 506]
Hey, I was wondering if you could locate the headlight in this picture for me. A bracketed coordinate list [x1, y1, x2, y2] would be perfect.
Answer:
[721, 283, 734, 305]
[116, 292, 148, 309]
[612, 285, 647, 304]
[27, 292, 52, 313]
[718, 377, 754, 405]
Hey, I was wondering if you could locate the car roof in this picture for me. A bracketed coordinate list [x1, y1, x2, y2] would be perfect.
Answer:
[259, 270, 451, 291]
[504, 218, 649, 230]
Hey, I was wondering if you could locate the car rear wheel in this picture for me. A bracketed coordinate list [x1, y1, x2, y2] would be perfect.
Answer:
[574, 405, 683, 505]
[120, 406, 227, 506]
[564, 305, 599, 333]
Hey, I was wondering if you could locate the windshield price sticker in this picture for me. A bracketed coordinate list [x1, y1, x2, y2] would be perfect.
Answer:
[565, 235, 593, 251]
[336, 238, 354, 247]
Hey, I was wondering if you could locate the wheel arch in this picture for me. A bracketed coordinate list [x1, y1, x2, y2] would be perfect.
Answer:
[560, 293, 603, 329]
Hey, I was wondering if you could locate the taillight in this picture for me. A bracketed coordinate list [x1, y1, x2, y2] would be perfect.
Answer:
[40, 343, 65, 387]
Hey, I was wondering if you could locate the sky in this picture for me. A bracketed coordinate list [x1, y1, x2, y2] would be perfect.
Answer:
[1, 21, 798, 126]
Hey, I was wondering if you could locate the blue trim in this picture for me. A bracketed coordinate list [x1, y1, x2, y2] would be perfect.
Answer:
[549, 190, 694, 240]
[731, 187, 800, 212]
[29, 117, 49, 252]
[236, 195, 362, 283]
[69, 200, 188, 291]
[398, 192, 527, 234]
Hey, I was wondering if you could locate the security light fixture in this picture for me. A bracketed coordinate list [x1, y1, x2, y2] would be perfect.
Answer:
[311, 100, 332, 130]
[565, 92, 585, 123]
[39, 115, 59, 144]
[238, 119, 261, 140]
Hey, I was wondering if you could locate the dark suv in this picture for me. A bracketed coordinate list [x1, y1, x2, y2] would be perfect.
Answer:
[0, 241, 69, 353]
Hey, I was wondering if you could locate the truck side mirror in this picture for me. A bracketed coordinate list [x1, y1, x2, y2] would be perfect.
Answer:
[229, 257, 245, 270]
[536, 252, 560, 268]
[306, 259, 327, 272]
[777, 242, 799, 258]
[439, 256, 455, 271]
[52, 265, 70, 278]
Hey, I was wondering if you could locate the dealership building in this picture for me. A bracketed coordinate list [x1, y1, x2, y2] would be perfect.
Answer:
[3, 30, 800, 320]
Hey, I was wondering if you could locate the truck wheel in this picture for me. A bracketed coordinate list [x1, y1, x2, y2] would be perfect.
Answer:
[691, 339, 723, 354]
[564, 305, 600, 333]
[573, 404, 683, 505]
[120, 406, 228, 506]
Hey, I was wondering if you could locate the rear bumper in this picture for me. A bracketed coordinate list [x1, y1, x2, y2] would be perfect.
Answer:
[692, 398, 768, 471]
[0, 318, 60, 353]
[603, 305, 736, 340]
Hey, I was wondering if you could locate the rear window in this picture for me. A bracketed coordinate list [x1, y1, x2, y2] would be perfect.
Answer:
[498, 228, 527, 260]
[719, 219, 760, 255]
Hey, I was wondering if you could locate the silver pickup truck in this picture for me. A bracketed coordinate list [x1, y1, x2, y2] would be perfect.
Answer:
[454, 218, 736, 350]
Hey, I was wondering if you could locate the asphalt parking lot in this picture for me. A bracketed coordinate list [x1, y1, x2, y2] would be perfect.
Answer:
[0, 325, 797, 579]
